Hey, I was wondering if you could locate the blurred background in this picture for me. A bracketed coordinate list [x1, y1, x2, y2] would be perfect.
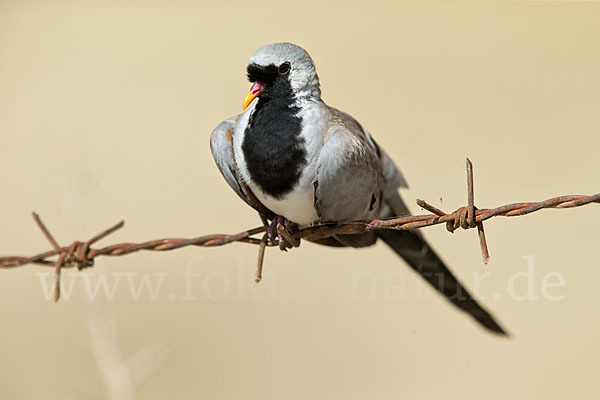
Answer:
[1, 1, 599, 399]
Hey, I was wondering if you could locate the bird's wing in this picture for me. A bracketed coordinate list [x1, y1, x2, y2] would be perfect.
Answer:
[210, 117, 272, 217]
[314, 108, 506, 334]
[314, 107, 412, 222]
[373, 136, 412, 217]
[313, 108, 385, 223]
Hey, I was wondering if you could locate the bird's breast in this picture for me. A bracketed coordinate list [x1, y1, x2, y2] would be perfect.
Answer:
[240, 97, 307, 199]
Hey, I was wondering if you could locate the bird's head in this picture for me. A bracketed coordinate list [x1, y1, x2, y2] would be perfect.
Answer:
[243, 43, 321, 110]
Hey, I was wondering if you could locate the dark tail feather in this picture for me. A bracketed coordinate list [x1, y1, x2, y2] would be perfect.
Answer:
[377, 229, 508, 336]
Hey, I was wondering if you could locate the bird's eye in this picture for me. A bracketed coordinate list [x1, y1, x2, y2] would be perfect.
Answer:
[278, 62, 291, 75]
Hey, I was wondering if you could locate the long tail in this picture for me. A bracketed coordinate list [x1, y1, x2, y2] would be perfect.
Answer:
[377, 229, 508, 336]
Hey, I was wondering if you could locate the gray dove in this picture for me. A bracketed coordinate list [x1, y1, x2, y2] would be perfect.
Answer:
[210, 42, 507, 335]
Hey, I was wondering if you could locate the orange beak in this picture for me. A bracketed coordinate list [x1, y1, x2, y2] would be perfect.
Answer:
[243, 82, 265, 110]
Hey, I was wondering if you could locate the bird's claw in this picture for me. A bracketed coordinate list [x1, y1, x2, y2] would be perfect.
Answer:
[267, 216, 299, 251]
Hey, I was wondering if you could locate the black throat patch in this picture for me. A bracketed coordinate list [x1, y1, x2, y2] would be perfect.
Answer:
[242, 64, 307, 199]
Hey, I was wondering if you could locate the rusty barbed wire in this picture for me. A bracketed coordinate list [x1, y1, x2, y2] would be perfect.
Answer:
[1, 159, 598, 300]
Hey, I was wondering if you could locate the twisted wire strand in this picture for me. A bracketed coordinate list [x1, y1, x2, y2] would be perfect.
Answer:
[2, 193, 597, 269]
[1, 159, 598, 299]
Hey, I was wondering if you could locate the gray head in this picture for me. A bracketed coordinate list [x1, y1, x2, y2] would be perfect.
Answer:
[243, 43, 321, 109]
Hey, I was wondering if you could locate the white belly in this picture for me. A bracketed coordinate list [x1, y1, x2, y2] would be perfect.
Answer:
[251, 179, 319, 226]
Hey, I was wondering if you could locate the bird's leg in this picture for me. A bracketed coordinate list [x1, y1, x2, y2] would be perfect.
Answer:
[267, 215, 298, 251]
[268, 216, 286, 251]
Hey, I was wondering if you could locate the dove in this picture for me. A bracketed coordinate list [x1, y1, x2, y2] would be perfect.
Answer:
[210, 43, 506, 335]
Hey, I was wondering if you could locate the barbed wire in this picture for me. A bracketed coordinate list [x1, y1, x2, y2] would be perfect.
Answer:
[1, 159, 598, 300]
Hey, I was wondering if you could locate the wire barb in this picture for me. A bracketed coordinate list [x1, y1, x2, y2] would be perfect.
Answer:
[32, 212, 61, 251]
[1, 160, 599, 294]
[466, 158, 490, 264]
[277, 223, 301, 248]
[255, 233, 268, 283]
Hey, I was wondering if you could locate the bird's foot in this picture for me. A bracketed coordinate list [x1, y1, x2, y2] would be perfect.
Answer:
[267, 216, 300, 251]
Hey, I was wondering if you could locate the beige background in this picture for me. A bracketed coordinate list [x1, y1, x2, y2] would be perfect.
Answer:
[1, 1, 599, 399]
